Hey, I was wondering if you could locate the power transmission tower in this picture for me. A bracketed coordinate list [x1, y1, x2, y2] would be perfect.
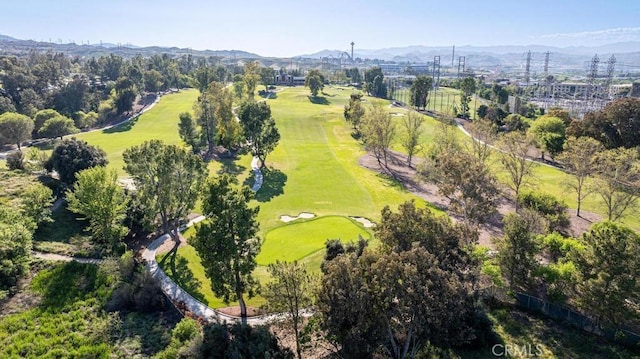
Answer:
[585, 54, 599, 100]
[457, 56, 465, 78]
[524, 51, 532, 85]
[433, 55, 440, 88]
[543, 51, 550, 97]
[604, 55, 616, 99]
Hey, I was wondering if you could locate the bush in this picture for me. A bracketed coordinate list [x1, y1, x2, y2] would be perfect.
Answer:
[6, 150, 24, 170]
[517, 191, 570, 233]
[132, 270, 165, 313]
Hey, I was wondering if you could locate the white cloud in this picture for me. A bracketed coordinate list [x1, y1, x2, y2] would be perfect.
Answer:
[532, 27, 640, 45]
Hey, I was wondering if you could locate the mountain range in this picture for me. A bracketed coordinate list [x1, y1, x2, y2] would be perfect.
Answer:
[0, 33, 261, 59]
[1, 33, 639, 72]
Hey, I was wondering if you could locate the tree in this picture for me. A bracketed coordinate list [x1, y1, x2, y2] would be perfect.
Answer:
[364, 67, 387, 98]
[304, 69, 325, 97]
[37, 115, 79, 140]
[20, 183, 54, 230]
[45, 138, 108, 184]
[400, 110, 423, 167]
[243, 61, 260, 100]
[477, 104, 488, 119]
[195, 81, 234, 153]
[66, 166, 128, 250]
[178, 112, 200, 154]
[114, 77, 137, 114]
[421, 149, 499, 226]
[319, 202, 480, 358]
[376, 201, 478, 274]
[504, 113, 530, 132]
[123, 140, 206, 243]
[238, 101, 280, 168]
[573, 221, 640, 326]
[592, 147, 640, 221]
[466, 118, 497, 168]
[33, 109, 62, 135]
[0, 112, 33, 149]
[263, 261, 315, 359]
[557, 136, 604, 217]
[0, 207, 32, 297]
[260, 67, 274, 92]
[215, 88, 242, 151]
[192, 175, 261, 324]
[497, 131, 537, 208]
[517, 190, 570, 234]
[567, 97, 640, 149]
[459, 77, 477, 118]
[200, 323, 293, 358]
[494, 212, 541, 289]
[343, 93, 365, 133]
[409, 75, 433, 110]
[361, 103, 395, 167]
[345, 67, 361, 84]
[528, 115, 566, 160]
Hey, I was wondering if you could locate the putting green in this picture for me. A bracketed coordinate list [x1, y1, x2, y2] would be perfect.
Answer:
[256, 215, 372, 266]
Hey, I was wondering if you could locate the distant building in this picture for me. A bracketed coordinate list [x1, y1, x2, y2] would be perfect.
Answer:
[551, 82, 601, 98]
[274, 73, 306, 86]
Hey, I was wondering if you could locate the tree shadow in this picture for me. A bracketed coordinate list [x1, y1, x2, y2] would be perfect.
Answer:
[102, 117, 139, 134]
[308, 96, 330, 105]
[158, 248, 207, 304]
[34, 261, 99, 310]
[243, 167, 287, 202]
[218, 157, 247, 178]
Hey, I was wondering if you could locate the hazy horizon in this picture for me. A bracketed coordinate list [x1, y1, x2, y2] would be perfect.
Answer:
[2, 0, 639, 57]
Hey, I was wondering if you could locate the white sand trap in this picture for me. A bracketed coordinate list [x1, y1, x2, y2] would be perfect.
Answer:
[280, 212, 316, 223]
[350, 216, 376, 228]
[390, 112, 405, 117]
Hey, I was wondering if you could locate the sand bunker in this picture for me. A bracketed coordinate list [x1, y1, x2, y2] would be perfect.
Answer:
[280, 212, 316, 223]
[350, 216, 376, 228]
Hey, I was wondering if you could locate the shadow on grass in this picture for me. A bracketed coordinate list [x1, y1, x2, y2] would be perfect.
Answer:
[308, 96, 330, 105]
[259, 90, 277, 99]
[102, 117, 139, 134]
[218, 157, 247, 178]
[32, 261, 100, 310]
[117, 310, 182, 355]
[158, 247, 207, 304]
[244, 167, 287, 202]
[34, 206, 88, 243]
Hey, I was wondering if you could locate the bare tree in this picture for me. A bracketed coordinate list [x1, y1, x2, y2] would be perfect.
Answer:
[557, 136, 603, 217]
[400, 110, 424, 167]
[592, 147, 640, 221]
[362, 103, 396, 167]
[498, 132, 537, 209]
[466, 118, 497, 168]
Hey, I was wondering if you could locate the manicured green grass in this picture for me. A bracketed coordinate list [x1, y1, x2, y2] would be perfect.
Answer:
[257, 216, 372, 266]
[75, 89, 199, 175]
[158, 243, 265, 309]
[255, 86, 426, 231]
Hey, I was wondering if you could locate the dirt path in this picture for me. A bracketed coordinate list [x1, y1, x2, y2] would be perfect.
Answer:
[359, 150, 598, 247]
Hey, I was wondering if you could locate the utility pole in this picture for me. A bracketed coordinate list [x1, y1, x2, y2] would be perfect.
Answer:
[457, 56, 465, 78]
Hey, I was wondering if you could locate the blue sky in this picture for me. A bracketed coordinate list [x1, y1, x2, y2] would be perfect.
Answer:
[1, 0, 639, 57]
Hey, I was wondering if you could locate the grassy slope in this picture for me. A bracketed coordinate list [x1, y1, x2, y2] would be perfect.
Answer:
[162, 86, 427, 308]
[0, 261, 176, 357]
[75, 89, 199, 175]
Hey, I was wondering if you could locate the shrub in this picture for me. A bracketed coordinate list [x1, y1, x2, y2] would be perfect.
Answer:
[132, 270, 165, 312]
[6, 150, 24, 170]
[517, 190, 570, 233]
